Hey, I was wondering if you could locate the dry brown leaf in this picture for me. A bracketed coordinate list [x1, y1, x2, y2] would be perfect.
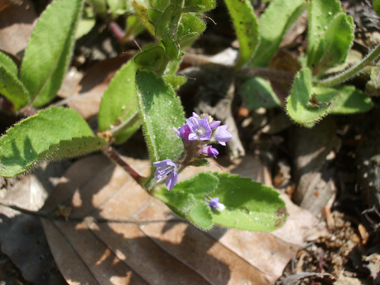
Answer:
[66, 52, 134, 120]
[0, 163, 69, 284]
[290, 117, 341, 216]
[39, 155, 326, 284]
[0, 0, 36, 58]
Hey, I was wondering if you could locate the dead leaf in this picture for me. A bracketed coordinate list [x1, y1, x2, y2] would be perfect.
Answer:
[290, 117, 341, 215]
[0, 0, 36, 58]
[66, 52, 134, 120]
[282, 272, 335, 285]
[0, 162, 69, 284]
[56, 67, 83, 99]
[38, 154, 326, 284]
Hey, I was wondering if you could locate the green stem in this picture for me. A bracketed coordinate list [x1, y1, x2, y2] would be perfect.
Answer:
[316, 42, 380, 87]
[108, 111, 140, 137]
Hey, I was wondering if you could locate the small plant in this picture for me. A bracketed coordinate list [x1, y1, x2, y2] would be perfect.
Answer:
[0, 0, 287, 232]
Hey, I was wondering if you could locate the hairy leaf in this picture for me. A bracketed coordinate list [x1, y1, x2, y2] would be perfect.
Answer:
[224, 0, 259, 69]
[314, 12, 354, 75]
[134, 45, 167, 74]
[98, 60, 141, 144]
[0, 107, 107, 177]
[212, 173, 287, 231]
[240, 77, 281, 109]
[250, 0, 306, 67]
[0, 52, 29, 110]
[330, 85, 374, 114]
[307, 0, 342, 69]
[20, 0, 83, 108]
[286, 68, 338, 125]
[152, 172, 287, 231]
[0, 51, 18, 76]
[177, 13, 206, 44]
[183, 0, 216, 12]
[135, 70, 185, 178]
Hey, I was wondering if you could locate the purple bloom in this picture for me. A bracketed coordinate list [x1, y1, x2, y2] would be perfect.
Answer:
[186, 115, 212, 141]
[209, 120, 221, 129]
[213, 125, 232, 146]
[207, 197, 226, 211]
[173, 124, 191, 143]
[199, 146, 219, 158]
[153, 159, 178, 191]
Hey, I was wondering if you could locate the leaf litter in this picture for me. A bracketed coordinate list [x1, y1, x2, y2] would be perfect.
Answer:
[27, 154, 326, 284]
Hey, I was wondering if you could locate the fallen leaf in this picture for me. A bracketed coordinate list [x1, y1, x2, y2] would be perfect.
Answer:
[66, 52, 134, 120]
[290, 117, 341, 215]
[0, 0, 36, 58]
[282, 272, 335, 285]
[38, 154, 326, 284]
[0, 162, 69, 284]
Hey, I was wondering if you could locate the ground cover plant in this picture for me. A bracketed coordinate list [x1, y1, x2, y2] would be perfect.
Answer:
[0, 0, 379, 283]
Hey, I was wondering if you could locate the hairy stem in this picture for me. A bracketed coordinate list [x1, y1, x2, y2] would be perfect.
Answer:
[102, 145, 145, 184]
[316, 42, 380, 87]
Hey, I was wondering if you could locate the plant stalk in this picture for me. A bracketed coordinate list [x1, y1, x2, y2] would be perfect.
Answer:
[316, 42, 380, 87]
[102, 145, 145, 185]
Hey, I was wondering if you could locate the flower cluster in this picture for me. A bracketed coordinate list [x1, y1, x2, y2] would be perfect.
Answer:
[153, 113, 232, 191]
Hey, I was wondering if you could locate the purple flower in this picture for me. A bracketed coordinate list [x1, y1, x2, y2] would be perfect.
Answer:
[199, 146, 219, 158]
[213, 125, 232, 146]
[186, 115, 212, 141]
[207, 197, 226, 211]
[173, 124, 191, 143]
[209, 120, 221, 129]
[153, 159, 178, 191]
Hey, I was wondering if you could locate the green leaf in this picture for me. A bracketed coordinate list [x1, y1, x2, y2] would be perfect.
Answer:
[163, 75, 186, 90]
[135, 70, 185, 174]
[125, 15, 145, 38]
[20, 0, 84, 108]
[162, 34, 181, 60]
[155, 4, 176, 38]
[366, 66, 380, 97]
[152, 172, 287, 231]
[98, 60, 141, 144]
[177, 13, 206, 44]
[313, 12, 354, 75]
[133, 1, 156, 36]
[0, 51, 18, 76]
[183, 0, 216, 12]
[86, 0, 107, 15]
[188, 201, 214, 230]
[134, 45, 167, 74]
[240, 77, 281, 109]
[250, 0, 306, 67]
[172, 172, 219, 195]
[152, 0, 170, 12]
[212, 173, 287, 231]
[286, 68, 338, 125]
[307, 0, 342, 69]
[374, 0, 380, 17]
[224, 0, 259, 69]
[0, 107, 107, 177]
[75, 17, 96, 39]
[330, 85, 374, 114]
[0, 53, 30, 110]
